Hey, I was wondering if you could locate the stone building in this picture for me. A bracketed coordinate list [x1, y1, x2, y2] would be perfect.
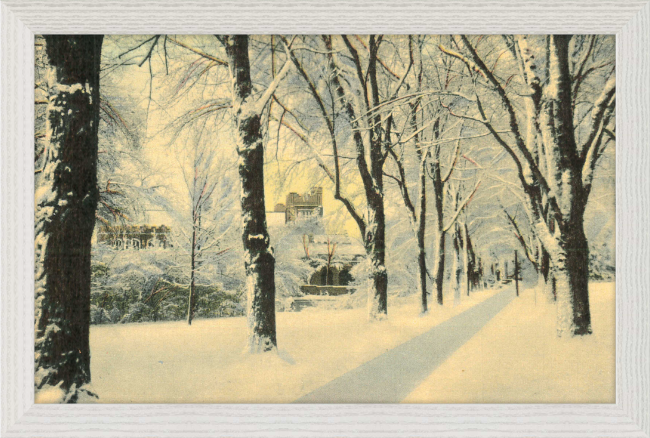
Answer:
[270, 187, 323, 224]
[96, 224, 172, 250]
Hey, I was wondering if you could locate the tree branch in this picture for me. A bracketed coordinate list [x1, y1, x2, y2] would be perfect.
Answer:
[579, 74, 616, 164]
[443, 179, 482, 232]
[168, 37, 228, 66]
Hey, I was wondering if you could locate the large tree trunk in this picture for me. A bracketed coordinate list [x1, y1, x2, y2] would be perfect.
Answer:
[416, 118, 429, 313]
[365, 36, 389, 320]
[416, 200, 428, 313]
[546, 216, 591, 335]
[539, 35, 591, 336]
[224, 35, 277, 352]
[365, 196, 388, 319]
[34, 35, 103, 403]
[431, 151, 446, 305]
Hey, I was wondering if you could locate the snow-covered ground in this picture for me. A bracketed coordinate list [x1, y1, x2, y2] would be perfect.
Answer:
[89, 289, 499, 403]
[89, 283, 614, 403]
[403, 282, 615, 403]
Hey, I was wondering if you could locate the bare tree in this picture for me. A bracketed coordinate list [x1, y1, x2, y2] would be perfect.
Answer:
[222, 35, 292, 351]
[382, 36, 435, 313]
[179, 140, 221, 325]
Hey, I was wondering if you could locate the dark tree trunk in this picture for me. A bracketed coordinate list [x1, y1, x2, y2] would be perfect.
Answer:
[514, 250, 520, 297]
[323, 35, 387, 320]
[365, 195, 388, 318]
[416, 119, 429, 314]
[538, 245, 556, 302]
[187, 224, 197, 325]
[539, 35, 592, 336]
[34, 35, 103, 403]
[552, 215, 591, 334]
[364, 36, 388, 320]
[451, 224, 463, 306]
[416, 222, 427, 313]
[431, 152, 446, 305]
[433, 231, 446, 305]
[462, 223, 473, 296]
[393, 101, 429, 314]
[540, 246, 550, 284]
[224, 35, 277, 352]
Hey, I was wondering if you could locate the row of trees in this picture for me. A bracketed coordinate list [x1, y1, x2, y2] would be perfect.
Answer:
[34, 34, 615, 402]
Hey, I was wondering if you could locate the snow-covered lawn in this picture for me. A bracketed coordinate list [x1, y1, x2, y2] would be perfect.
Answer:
[89, 289, 499, 403]
[403, 282, 615, 403]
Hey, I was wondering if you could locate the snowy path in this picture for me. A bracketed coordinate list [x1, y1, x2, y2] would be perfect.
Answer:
[294, 288, 515, 403]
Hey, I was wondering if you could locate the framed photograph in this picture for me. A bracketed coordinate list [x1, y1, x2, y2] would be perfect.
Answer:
[1, 0, 648, 436]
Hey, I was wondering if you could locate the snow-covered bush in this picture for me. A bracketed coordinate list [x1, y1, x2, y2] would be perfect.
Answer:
[589, 243, 615, 281]
[90, 305, 112, 324]
[91, 248, 245, 324]
[270, 216, 325, 300]
[120, 302, 154, 323]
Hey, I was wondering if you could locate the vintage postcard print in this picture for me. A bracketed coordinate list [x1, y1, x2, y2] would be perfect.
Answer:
[34, 35, 615, 403]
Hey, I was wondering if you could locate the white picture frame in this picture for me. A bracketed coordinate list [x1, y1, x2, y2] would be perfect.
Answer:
[1, 1, 648, 436]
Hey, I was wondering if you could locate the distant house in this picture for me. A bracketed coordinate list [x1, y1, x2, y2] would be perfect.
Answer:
[268, 187, 323, 225]
[95, 209, 174, 250]
[96, 224, 172, 250]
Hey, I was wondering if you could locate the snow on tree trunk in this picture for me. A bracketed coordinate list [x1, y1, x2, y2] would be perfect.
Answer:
[323, 36, 388, 320]
[538, 35, 592, 336]
[364, 170, 388, 319]
[416, 127, 429, 314]
[431, 155, 446, 305]
[393, 103, 430, 314]
[537, 245, 556, 302]
[224, 35, 277, 352]
[365, 205, 388, 320]
[451, 224, 463, 306]
[544, 217, 591, 335]
[461, 223, 470, 297]
[34, 35, 103, 403]
[433, 230, 446, 306]
[536, 265, 547, 294]
[416, 222, 427, 314]
[365, 37, 389, 321]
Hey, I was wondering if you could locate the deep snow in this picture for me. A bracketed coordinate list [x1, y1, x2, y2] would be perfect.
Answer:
[88, 289, 498, 403]
[86, 282, 614, 403]
[403, 282, 615, 403]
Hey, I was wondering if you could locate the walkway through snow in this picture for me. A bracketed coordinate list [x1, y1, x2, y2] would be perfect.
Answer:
[295, 288, 514, 403]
